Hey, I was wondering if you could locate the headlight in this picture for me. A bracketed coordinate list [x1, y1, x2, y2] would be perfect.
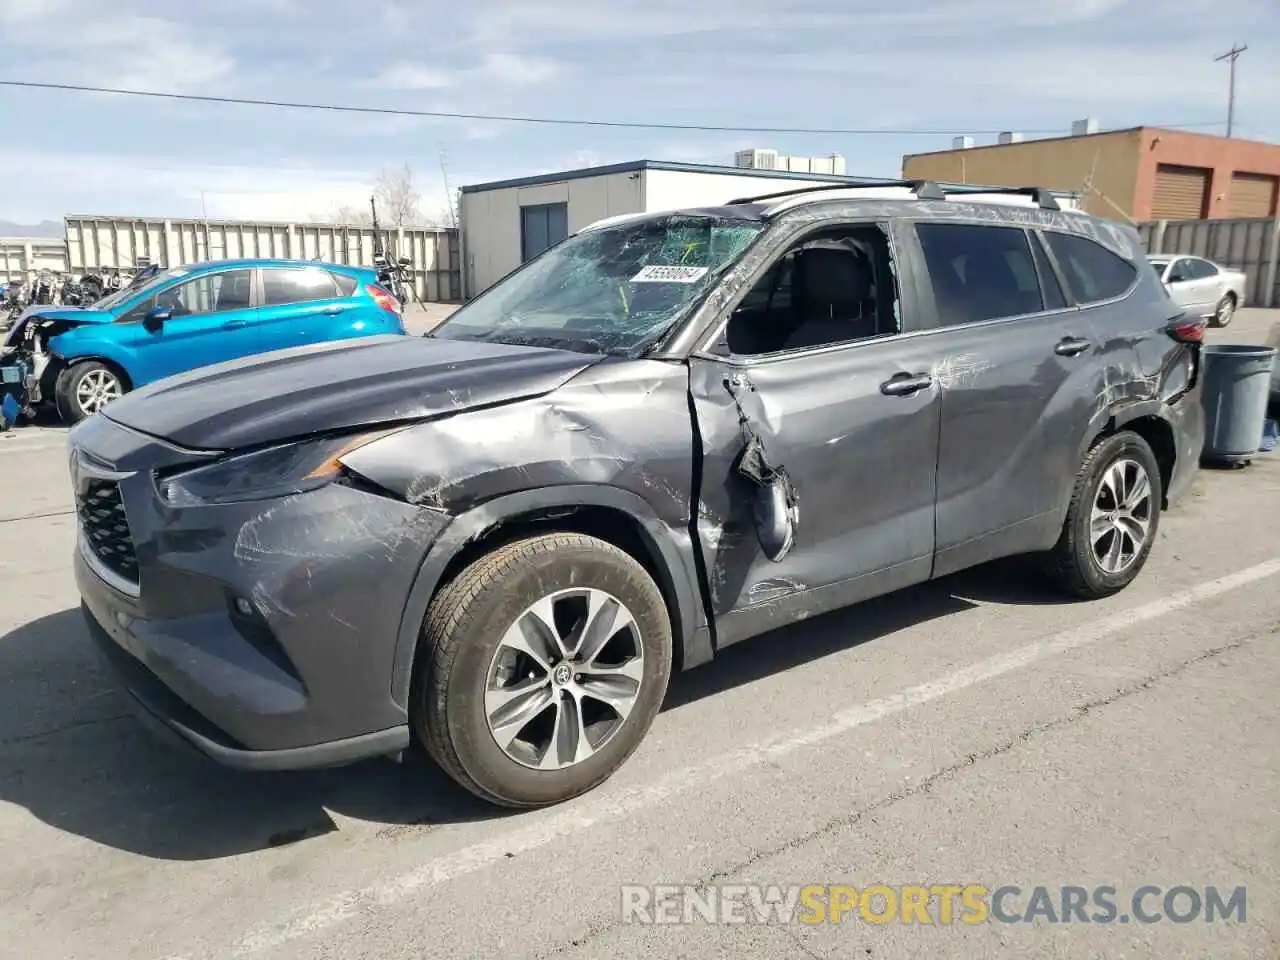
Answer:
[157, 428, 400, 506]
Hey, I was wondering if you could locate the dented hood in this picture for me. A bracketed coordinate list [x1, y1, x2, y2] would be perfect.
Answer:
[102, 334, 606, 451]
[16, 305, 113, 324]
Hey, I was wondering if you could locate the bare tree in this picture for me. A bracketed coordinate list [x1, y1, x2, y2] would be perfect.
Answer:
[332, 204, 373, 226]
[374, 164, 423, 227]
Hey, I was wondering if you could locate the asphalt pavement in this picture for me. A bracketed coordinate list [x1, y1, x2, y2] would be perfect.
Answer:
[0, 308, 1277, 960]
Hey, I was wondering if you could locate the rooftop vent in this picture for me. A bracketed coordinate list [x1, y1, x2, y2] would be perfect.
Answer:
[1071, 117, 1100, 136]
[997, 131, 1024, 145]
[952, 136, 975, 150]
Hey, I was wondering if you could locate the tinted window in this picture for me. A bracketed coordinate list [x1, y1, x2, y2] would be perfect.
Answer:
[1030, 234, 1068, 310]
[123, 269, 253, 321]
[1044, 233, 1137, 304]
[262, 267, 341, 305]
[916, 223, 1045, 324]
[332, 272, 358, 296]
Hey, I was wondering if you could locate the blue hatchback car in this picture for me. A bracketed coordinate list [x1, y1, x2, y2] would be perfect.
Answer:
[3, 258, 407, 424]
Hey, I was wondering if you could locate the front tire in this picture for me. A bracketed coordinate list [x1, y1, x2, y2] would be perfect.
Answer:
[414, 533, 673, 808]
[1045, 431, 1162, 599]
[55, 361, 126, 424]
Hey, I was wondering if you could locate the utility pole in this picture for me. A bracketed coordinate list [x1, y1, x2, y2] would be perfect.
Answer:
[439, 146, 457, 229]
[1214, 42, 1247, 138]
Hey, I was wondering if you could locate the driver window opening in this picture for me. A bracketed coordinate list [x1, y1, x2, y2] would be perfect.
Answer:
[723, 223, 900, 357]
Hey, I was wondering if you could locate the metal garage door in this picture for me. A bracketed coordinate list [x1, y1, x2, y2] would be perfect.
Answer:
[1228, 172, 1278, 218]
[1150, 164, 1210, 220]
[521, 203, 568, 263]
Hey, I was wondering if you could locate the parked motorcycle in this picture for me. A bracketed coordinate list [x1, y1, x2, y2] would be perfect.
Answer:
[60, 277, 89, 306]
[80, 272, 106, 303]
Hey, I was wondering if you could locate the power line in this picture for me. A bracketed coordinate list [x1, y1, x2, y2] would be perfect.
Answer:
[0, 78, 1230, 137]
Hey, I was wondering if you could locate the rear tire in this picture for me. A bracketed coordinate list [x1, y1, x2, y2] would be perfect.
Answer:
[55, 361, 127, 424]
[1211, 293, 1236, 327]
[413, 533, 673, 809]
[1044, 431, 1162, 599]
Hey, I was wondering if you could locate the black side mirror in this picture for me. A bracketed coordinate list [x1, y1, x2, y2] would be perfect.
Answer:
[143, 305, 172, 331]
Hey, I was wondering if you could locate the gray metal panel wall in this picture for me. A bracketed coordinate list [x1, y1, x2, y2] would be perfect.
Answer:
[62, 216, 462, 302]
[1138, 216, 1280, 308]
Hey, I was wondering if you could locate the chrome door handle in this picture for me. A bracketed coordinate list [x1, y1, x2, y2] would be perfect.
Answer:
[1054, 337, 1091, 357]
[880, 372, 933, 396]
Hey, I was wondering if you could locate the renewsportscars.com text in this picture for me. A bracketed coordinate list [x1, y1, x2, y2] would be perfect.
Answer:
[620, 884, 1247, 926]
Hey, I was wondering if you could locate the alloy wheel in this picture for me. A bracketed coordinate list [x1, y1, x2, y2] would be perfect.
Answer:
[75, 369, 123, 414]
[484, 587, 644, 770]
[1216, 297, 1234, 326]
[1090, 458, 1153, 574]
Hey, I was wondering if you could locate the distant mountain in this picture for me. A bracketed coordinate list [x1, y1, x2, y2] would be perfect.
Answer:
[0, 220, 63, 239]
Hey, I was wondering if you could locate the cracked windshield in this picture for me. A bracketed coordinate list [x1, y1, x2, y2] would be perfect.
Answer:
[0, 1, 1276, 958]
[433, 215, 762, 354]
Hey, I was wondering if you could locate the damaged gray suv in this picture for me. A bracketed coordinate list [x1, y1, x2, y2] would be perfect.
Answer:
[71, 180, 1206, 808]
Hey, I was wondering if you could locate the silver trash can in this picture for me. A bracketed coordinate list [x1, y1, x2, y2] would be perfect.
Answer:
[1200, 343, 1278, 466]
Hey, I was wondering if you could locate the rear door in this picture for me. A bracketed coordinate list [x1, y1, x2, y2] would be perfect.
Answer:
[1164, 257, 1215, 316]
[908, 220, 1117, 577]
[118, 267, 258, 383]
[255, 265, 360, 352]
[1186, 257, 1227, 310]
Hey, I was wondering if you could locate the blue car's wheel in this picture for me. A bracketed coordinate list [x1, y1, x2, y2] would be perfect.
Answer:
[55, 361, 127, 424]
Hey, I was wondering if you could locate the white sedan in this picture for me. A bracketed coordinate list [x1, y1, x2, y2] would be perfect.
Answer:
[1147, 253, 1248, 327]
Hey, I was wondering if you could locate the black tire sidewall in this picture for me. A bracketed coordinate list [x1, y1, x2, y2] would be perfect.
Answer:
[1072, 433, 1162, 594]
[443, 542, 672, 806]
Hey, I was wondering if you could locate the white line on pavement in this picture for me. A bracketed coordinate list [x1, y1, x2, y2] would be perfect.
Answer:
[233, 556, 1280, 956]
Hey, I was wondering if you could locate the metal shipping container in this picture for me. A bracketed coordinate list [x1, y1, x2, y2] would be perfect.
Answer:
[63, 215, 462, 302]
[0, 237, 70, 285]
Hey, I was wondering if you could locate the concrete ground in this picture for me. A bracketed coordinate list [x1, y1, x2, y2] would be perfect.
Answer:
[0, 309, 1277, 960]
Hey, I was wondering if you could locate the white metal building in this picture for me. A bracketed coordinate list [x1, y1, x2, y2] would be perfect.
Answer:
[458, 160, 1080, 297]
[0, 236, 69, 285]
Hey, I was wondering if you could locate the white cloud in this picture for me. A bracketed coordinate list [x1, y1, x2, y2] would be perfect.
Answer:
[0, 150, 462, 224]
[762, 41, 1280, 115]
[369, 63, 454, 90]
[2, 8, 234, 92]
[478, 53, 560, 85]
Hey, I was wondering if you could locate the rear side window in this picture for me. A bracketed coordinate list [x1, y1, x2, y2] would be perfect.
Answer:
[262, 267, 341, 306]
[916, 223, 1046, 325]
[1043, 233, 1137, 304]
[331, 272, 358, 296]
[1186, 258, 1218, 280]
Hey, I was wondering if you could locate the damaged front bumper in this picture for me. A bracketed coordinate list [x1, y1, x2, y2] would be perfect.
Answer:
[72, 415, 450, 770]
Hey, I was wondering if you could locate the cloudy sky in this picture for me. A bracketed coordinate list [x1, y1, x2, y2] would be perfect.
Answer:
[0, 0, 1276, 226]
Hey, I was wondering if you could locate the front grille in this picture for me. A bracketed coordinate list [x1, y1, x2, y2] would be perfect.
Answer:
[77, 479, 139, 583]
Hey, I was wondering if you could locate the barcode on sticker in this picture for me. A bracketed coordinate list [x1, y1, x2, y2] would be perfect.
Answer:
[630, 265, 709, 283]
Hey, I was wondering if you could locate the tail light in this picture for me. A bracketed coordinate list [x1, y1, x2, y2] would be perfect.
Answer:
[1166, 314, 1205, 343]
[365, 283, 401, 315]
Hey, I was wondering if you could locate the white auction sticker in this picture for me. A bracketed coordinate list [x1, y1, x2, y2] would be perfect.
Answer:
[630, 264, 709, 283]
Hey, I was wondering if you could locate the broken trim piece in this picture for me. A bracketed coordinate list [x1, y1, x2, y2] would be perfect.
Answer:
[723, 372, 799, 563]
